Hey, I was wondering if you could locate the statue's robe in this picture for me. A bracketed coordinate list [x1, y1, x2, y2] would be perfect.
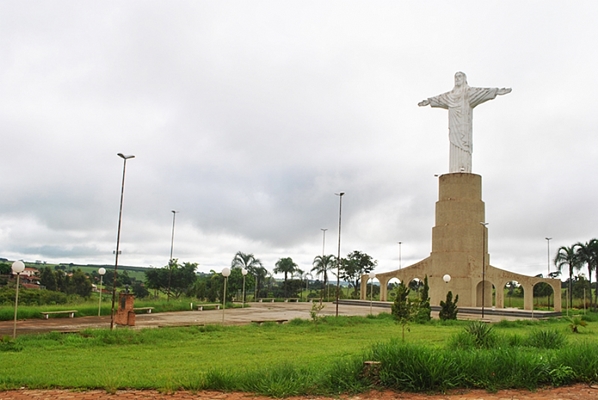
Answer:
[428, 86, 499, 173]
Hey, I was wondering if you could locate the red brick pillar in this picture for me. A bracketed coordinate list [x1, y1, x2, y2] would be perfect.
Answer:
[115, 293, 135, 326]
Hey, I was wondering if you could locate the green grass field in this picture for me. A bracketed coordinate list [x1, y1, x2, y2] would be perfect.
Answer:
[1, 312, 597, 395]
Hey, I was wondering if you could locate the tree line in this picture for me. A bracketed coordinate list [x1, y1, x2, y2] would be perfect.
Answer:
[554, 238, 598, 309]
[143, 250, 377, 302]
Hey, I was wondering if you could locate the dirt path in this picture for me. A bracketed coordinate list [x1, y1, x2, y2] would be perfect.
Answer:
[1, 385, 598, 399]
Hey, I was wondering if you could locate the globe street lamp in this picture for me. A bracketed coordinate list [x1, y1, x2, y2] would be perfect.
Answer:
[98, 267, 106, 316]
[335, 192, 345, 317]
[110, 153, 135, 330]
[368, 271, 376, 315]
[443, 274, 451, 283]
[12, 261, 25, 338]
[241, 268, 248, 308]
[222, 267, 231, 323]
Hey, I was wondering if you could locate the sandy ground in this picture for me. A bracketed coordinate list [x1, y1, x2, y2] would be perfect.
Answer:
[1, 385, 598, 399]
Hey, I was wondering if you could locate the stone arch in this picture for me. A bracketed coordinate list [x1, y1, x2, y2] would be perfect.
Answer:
[475, 279, 496, 307]
[532, 281, 555, 311]
[503, 280, 524, 309]
[386, 277, 402, 300]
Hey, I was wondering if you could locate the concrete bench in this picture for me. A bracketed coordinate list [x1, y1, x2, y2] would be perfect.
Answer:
[251, 319, 288, 325]
[258, 298, 275, 303]
[133, 307, 154, 314]
[41, 310, 77, 319]
[285, 298, 300, 302]
[197, 304, 221, 311]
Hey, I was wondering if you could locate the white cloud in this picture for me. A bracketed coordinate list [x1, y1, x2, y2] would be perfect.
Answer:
[1, 1, 598, 278]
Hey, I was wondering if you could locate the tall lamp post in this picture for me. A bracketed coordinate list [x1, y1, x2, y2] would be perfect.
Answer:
[98, 267, 106, 316]
[335, 192, 345, 317]
[222, 267, 231, 323]
[320, 228, 327, 303]
[167, 210, 178, 302]
[545, 237, 552, 277]
[480, 222, 489, 319]
[305, 272, 311, 300]
[368, 271, 376, 315]
[241, 268, 247, 308]
[110, 153, 135, 330]
[321, 228, 327, 255]
[12, 261, 25, 339]
[545, 237, 553, 309]
[398, 241, 402, 269]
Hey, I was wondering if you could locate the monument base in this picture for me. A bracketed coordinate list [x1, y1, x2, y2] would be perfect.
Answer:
[361, 173, 561, 312]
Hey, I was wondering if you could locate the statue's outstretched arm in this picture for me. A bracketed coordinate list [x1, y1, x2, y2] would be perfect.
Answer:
[418, 99, 430, 107]
[497, 88, 512, 96]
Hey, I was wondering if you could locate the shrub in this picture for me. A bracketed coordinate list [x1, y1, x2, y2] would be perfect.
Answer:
[414, 276, 431, 323]
[525, 329, 566, 349]
[566, 316, 588, 333]
[309, 302, 325, 323]
[465, 321, 498, 349]
[439, 291, 458, 320]
[450, 321, 498, 350]
[0, 335, 22, 352]
[390, 282, 412, 321]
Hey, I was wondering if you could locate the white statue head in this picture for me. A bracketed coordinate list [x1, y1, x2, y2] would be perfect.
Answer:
[454, 71, 467, 88]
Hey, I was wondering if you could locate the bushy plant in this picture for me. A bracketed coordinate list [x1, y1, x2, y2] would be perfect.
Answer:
[0, 335, 22, 352]
[391, 282, 412, 321]
[450, 321, 498, 350]
[566, 316, 587, 333]
[525, 329, 566, 349]
[439, 291, 458, 320]
[391, 282, 413, 340]
[309, 302, 325, 323]
[548, 365, 575, 387]
[0, 288, 68, 306]
[414, 276, 431, 323]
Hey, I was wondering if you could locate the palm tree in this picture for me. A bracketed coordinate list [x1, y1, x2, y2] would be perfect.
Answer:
[554, 245, 581, 307]
[311, 254, 335, 300]
[274, 257, 298, 298]
[231, 251, 266, 300]
[574, 240, 598, 310]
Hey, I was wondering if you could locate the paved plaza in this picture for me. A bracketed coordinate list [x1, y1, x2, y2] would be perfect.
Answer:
[0, 301, 386, 336]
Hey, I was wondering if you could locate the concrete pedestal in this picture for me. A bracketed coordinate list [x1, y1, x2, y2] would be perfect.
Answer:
[361, 173, 561, 312]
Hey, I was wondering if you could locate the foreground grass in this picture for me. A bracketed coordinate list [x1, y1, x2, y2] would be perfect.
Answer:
[0, 314, 597, 395]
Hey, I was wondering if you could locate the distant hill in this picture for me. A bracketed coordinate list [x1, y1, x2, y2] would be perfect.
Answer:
[10, 261, 153, 281]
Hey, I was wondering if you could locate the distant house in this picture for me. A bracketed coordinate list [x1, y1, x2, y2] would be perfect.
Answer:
[14, 267, 41, 289]
[13, 267, 39, 277]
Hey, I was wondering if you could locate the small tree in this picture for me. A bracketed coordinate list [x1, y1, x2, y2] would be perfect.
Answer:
[439, 291, 459, 320]
[414, 275, 431, 322]
[391, 282, 413, 340]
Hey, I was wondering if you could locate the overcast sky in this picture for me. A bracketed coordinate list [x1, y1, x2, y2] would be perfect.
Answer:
[2, 1, 597, 279]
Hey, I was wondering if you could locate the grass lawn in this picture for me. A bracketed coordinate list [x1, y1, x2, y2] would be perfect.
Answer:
[1, 312, 597, 394]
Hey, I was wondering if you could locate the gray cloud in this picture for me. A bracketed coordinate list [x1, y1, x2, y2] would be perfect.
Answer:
[2, 1, 598, 278]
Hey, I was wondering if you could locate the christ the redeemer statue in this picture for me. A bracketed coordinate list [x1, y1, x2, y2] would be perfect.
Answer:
[418, 72, 511, 173]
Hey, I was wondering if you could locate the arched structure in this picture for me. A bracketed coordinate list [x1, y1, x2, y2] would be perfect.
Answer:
[360, 173, 561, 312]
